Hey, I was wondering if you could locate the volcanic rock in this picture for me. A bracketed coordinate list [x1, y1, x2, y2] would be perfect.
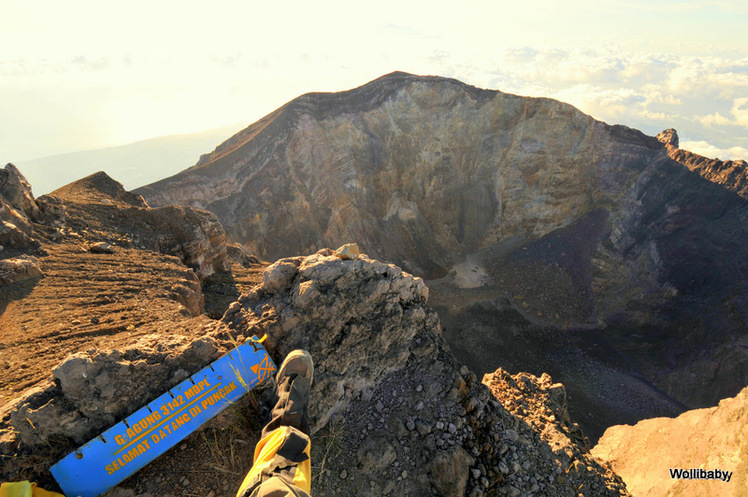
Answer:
[137, 72, 748, 428]
[656, 128, 679, 149]
[592, 385, 748, 497]
[0, 164, 42, 251]
[483, 369, 591, 469]
[0, 219, 35, 251]
[226, 242, 260, 267]
[658, 127, 748, 199]
[1, 251, 629, 496]
[220, 251, 628, 496]
[88, 241, 115, 254]
[667, 147, 748, 199]
[2, 331, 234, 450]
[53, 172, 230, 280]
[0, 256, 43, 286]
[0, 164, 40, 221]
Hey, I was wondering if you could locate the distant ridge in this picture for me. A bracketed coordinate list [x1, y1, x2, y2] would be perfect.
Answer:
[15, 124, 245, 196]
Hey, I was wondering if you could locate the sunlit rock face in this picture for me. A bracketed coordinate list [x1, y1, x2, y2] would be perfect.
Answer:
[139, 72, 660, 278]
[592, 385, 748, 497]
[139, 72, 748, 413]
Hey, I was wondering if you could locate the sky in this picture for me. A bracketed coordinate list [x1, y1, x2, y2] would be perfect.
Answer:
[2, 0, 748, 169]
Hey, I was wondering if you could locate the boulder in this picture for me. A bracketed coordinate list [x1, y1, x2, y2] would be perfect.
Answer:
[2, 331, 233, 450]
[0, 163, 40, 220]
[0, 220, 35, 250]
[88, 241, 115, 254]
[148, 205, 230, 279]
[0, 256, 43, 286]
[0, 196, 36, 250]
[167, 270, 205, 316]
[226, 243, 260, 266]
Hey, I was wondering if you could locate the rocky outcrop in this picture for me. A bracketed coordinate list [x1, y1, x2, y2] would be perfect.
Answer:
[656, 128, 679, 149]
[592, 385, 748, 497]
[53, 172, 230, 280]
[483, 369, 591, 465]
[0, 256, 42, 286]
[668, 148, 748, 200]
[656, 128, 748, 200]
[226, 242, 260, 267]
[167, 270, 205, 316]
[145, 205, 230, 279]
[1, 252, 628, 496]
[0, 216, 35, 251]
[0, 328, 235, 452]
[0, 164, 42, 252]
[138, 72, 748, 423]
[0, 164, 40, 221]
[221, 250, 627, 496]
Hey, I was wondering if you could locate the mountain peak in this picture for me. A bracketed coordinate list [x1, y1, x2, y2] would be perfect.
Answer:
[52, 171, 147, 207]
[656, 128, 679, 148]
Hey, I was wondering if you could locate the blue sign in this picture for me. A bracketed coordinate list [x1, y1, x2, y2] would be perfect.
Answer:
[51, 338, 276, 497]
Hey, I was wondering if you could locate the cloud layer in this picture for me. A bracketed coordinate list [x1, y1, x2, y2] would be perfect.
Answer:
[473, 49, 748, 160]
[2, 1, 747, 163]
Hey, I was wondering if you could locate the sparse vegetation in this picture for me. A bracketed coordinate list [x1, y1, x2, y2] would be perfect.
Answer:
[310, 418, 344, 483]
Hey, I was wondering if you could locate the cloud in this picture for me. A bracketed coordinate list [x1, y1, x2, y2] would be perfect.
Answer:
[551, 84, 647, 119]
[680, 140, 748, 161]
[732, 97, 748, 127]
[71, 56, 110, 71]
[211, 53, 243, 69]
[612, 0, 748, 15]
[699, 112, 732, 127]
[479, 48, 748, 153]
[3, 21, 748, 165]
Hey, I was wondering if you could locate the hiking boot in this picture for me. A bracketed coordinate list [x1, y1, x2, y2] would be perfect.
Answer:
[276, 349, 314, 387]
[261, 349, 314, 437]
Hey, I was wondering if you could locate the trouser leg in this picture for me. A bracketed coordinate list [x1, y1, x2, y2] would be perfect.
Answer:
[248, 476, 310, 497]
[237, 375, 312, 497]
[263, 374, 311, 437]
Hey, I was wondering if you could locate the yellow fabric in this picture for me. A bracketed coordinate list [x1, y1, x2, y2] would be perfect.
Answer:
[31, 485, 65, 497]
[237, 427, 311, 496]
[0, 482, 64, 497]
[0, 482, 31, 497]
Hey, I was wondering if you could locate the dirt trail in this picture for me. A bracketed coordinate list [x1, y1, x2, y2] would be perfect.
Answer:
[0, 241, 213, 403]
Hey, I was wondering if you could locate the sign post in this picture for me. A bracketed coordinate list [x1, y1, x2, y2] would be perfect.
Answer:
[51, 338, 276, 497]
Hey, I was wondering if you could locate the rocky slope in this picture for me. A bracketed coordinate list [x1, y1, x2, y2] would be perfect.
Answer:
[591, 385, 747, 497]
[136, 72, 748, 437]
[657, 128, 748, 200]
[2, 247, 629, 496]
[1, 163, 740, 497]
[0, 164, 629, 497]
[0, 165, 264, 405]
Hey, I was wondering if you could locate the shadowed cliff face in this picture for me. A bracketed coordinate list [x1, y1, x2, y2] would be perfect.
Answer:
[138, 72, 748, 425]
